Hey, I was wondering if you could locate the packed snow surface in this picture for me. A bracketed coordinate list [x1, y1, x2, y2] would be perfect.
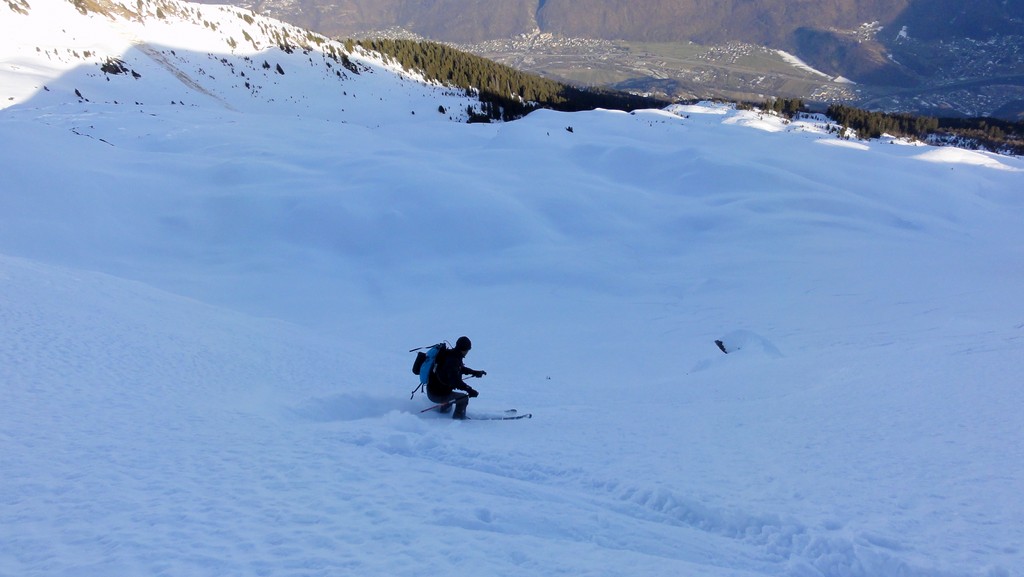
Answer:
[2, 1, 1024, 576]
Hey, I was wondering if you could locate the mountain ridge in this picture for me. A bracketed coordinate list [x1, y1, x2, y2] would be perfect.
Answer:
[1, 0, 488, 123]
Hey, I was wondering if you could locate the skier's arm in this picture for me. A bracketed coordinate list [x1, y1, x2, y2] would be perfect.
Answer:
[462, 366, 486, 378]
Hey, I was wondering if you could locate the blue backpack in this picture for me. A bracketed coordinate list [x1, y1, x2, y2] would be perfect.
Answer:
[409, 342, 448, 398]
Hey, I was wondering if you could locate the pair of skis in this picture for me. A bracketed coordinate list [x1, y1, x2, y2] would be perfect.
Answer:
[419, 398, 532, 420]
[468, 409, 532, 421]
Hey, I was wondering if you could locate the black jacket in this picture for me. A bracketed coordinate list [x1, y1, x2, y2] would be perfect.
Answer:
[427, 349, 476, 397]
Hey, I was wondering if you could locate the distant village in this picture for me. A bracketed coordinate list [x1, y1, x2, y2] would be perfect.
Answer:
[868, 35, 1024, 118]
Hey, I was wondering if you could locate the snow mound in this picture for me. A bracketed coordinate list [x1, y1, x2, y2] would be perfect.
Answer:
[715, 329, 784, 357]
[914, 147, 1022, 171]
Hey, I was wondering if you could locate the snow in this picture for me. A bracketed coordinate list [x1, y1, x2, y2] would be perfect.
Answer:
[3, 2, 1024, 577]
[773, 49, 855, 86]
[775, 50, 830, 79]
[816, 139, 871, 151]
[914, 147, 1023, 171]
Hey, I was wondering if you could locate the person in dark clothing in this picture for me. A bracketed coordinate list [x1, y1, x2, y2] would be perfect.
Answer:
[426, 336, 486, 419]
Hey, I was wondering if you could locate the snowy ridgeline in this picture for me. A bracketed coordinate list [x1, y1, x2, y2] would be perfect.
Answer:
[3, 1, 1024, 577]
[0, 0, 480, 122]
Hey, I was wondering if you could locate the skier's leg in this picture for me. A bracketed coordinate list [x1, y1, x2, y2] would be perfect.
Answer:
[427, 391, 467, 415]
[452, 394, 469, 419]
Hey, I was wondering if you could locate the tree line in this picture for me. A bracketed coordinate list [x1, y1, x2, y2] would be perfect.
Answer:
[827, 104, 1023, 155]
[751, 99, 1022, 155]
[352, 38, 666, 121]
[827, 104, 940, 140]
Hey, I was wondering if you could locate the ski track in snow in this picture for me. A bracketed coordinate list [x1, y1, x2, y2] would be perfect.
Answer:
[3, 243, 1022, 575]
[294, 404, 998, 577]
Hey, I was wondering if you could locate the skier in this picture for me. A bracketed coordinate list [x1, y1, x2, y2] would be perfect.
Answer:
[427, 336, 486, 419]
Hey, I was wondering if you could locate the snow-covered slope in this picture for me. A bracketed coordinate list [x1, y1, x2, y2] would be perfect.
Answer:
[0, 0, 477, 122]
[3, 2, 1024, 577]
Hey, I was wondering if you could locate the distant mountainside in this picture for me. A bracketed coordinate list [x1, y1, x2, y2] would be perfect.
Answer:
[536, 0, 904, 47]
[231, 0, 1023, 44]
[215, 0, 1022, 78]
[889, 0, 1024, 40]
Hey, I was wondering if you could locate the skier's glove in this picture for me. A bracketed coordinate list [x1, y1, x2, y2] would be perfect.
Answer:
[466, 387, 480, 398]
[471, 370, 487, 378]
